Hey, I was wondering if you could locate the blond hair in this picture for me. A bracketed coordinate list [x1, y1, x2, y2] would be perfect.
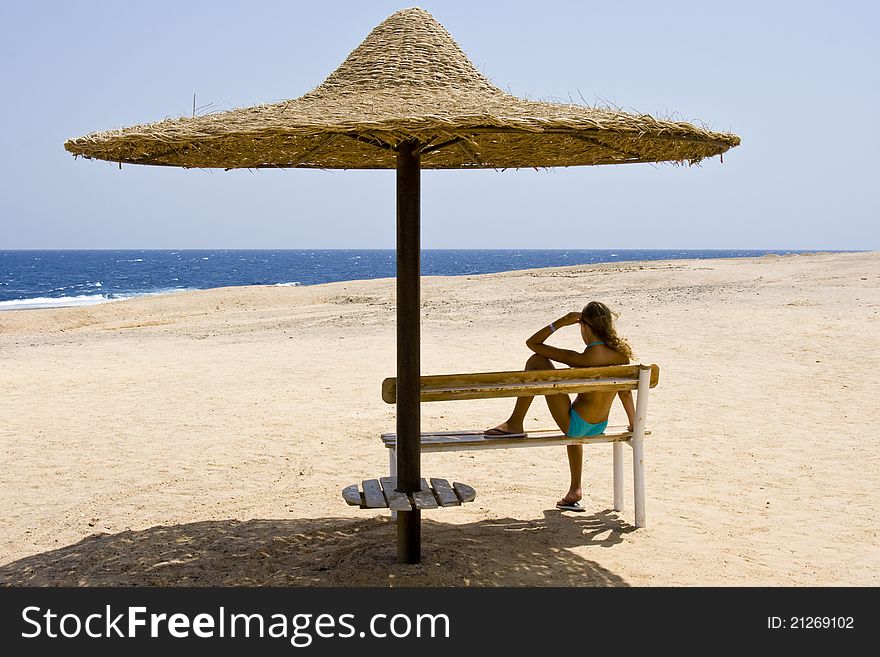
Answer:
[581, 301, 634, 361]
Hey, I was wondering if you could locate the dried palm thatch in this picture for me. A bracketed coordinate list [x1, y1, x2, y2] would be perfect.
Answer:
[64, 7, 740, 169]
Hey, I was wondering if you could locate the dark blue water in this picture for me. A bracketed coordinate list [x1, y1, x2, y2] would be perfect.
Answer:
[0, 249, 835, 310]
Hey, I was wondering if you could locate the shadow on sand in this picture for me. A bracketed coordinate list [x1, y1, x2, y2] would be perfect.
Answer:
[0, 509, 635, 586]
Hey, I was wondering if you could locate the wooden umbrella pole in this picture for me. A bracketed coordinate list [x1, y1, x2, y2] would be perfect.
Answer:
[395, 139, 421, 564]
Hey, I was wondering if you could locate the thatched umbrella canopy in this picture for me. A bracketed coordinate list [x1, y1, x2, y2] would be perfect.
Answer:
[65, 7, 740, 564]
[65, 8, 738, 169]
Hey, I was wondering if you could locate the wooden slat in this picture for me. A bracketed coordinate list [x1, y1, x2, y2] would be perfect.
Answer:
[411, 478, 439, 510]
[381, 427, 566, 442]
[423, 364, 648, 388]
[382, 426, 650, 449]
[429, 478, 460, 507]
[423, 378, 638, 402]
[342, 484, 364, 507]
[361, 479, 388, 509]
[382, 364, 659, 403]
[428, 376, 638, 393]
[382, 429, 484, 440]
[380, 477, 413, 512]
[452, 482, 476, 504]
[346, 478, 475, 509]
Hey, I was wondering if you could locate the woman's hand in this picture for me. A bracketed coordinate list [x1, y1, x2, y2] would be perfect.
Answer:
[527, 311, 582, 355]
[558, 312, 582, 327]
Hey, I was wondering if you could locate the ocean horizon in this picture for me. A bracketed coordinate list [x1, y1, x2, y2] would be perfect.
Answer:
[0, 248, 856, 310]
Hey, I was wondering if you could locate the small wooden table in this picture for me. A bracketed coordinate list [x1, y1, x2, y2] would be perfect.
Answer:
[342, 477, 476, 511]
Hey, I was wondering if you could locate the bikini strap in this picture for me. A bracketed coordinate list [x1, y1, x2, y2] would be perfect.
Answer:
[585, 341, 605, 348]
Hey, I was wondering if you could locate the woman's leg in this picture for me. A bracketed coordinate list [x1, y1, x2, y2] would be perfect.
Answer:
[559, 444, 584, 506]
[538, 384, 584, 506]
[485, 355, 582, 505]
[486, 354, 565, 435]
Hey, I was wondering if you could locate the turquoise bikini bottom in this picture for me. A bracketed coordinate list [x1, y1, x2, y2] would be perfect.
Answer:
[567, 408, 608, 438]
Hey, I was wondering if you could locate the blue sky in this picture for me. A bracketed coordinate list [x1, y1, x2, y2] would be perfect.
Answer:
[0, 0, 877, 249]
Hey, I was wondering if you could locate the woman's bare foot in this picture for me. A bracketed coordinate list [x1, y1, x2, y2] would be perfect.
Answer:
[556, 489, 582, 507]
[484, 421, 525, 437]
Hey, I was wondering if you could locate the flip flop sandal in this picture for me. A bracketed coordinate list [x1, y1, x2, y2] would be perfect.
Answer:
[483, 429, 527, 438]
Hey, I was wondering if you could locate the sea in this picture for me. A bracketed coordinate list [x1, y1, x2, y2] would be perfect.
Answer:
[0, 249, 837, 310]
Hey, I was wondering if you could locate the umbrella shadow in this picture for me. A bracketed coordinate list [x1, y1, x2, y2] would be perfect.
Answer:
[0, 509, 635, 587]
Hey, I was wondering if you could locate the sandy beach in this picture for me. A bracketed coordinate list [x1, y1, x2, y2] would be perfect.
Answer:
[0, 251, 877, 586]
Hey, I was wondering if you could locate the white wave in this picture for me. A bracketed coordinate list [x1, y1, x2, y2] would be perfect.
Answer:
[273, 282, 300, 287]
[0, 294, 113, 310]
[0, 288, 197, 311]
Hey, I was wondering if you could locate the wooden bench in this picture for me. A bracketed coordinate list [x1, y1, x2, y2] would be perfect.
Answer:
[381, 364, 658, 527]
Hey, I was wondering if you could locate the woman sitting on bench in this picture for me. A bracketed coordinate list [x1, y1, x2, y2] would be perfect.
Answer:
[485, 301, 637, 511]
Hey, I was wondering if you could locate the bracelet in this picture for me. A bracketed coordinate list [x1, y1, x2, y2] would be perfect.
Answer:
[548, 322, 556, 333]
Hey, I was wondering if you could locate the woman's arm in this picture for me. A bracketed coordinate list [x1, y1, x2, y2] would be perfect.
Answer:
[526, 312, 586, 366]
[618, 390, 636, 431]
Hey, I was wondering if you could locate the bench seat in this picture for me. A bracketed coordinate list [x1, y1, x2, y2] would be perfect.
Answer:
[380, 426, 650, 451]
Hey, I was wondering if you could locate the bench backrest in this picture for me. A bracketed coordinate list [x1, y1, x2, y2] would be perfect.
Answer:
[382, 363, 659, 404]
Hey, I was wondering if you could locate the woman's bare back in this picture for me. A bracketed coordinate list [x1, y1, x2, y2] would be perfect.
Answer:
[571, 344, 629, 423]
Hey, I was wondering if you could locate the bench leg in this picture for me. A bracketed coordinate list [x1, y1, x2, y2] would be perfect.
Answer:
[613, 441, 625, 512]
[389, 446, 398, 521]
[632, 434, 646, 528]
[631, 366, 651, 528]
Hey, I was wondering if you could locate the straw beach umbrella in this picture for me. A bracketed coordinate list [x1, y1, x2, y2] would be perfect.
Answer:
[65, 7, 740, 564]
